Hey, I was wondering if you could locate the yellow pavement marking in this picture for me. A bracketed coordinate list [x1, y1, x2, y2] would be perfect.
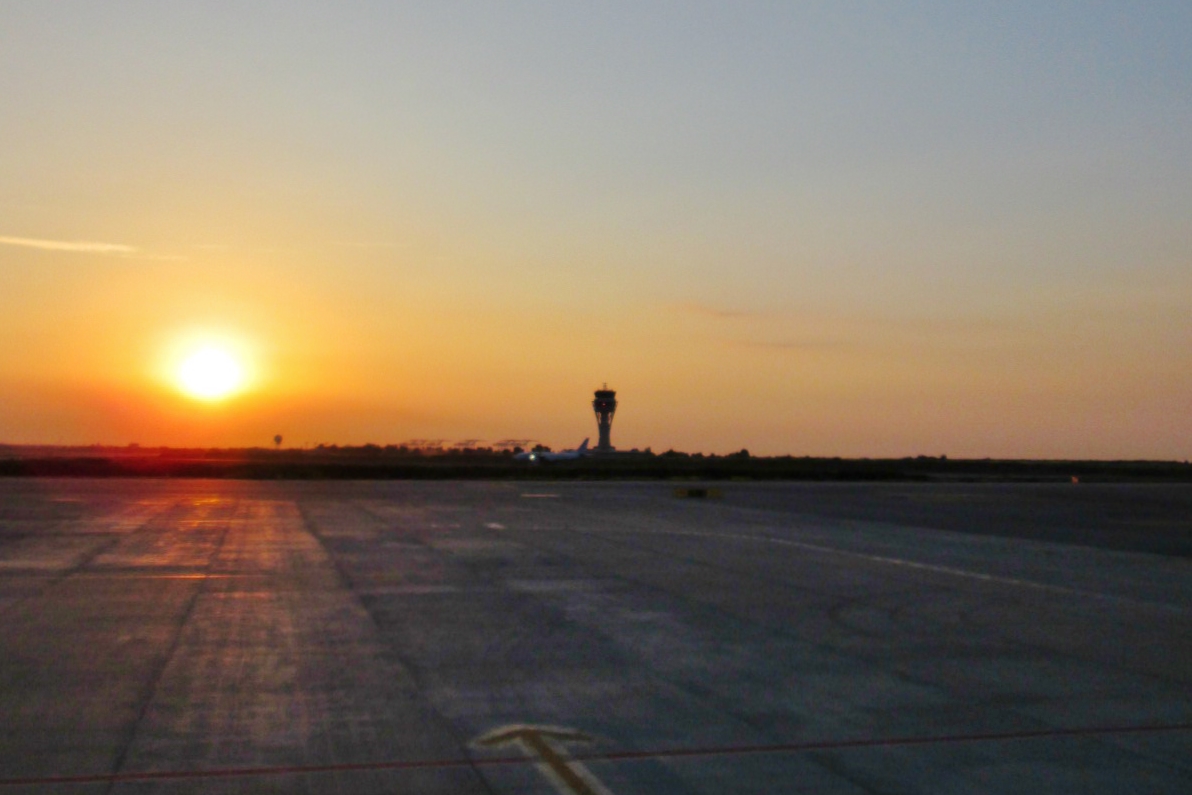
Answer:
[474, 725, 615, 795]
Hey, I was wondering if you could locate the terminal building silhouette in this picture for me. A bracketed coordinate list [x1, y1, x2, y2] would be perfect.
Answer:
[592, 386, 617, 452]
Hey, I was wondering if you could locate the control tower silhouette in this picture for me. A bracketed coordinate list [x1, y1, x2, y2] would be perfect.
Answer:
[592, 385, 617, 452]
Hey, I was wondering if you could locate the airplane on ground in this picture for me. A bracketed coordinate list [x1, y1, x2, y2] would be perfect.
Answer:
[514, 439, 590, 463]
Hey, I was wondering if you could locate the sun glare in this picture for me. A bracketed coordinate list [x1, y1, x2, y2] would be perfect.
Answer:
[177, 347, 245, 401]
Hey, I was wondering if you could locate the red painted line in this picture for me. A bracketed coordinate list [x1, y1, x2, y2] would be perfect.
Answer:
[2, 723, 1188, 787]
[577, 722, 1192, 763]
[0, 755, 525, 787]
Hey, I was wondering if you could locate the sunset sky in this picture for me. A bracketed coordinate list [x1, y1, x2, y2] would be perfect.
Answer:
[2, 2, 1190, 457]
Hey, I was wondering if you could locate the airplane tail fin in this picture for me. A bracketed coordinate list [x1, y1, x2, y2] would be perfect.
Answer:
[578, 438, 590, 451]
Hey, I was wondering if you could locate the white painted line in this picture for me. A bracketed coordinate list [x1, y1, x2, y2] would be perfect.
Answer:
[484, 522, 506, 530]
[599, 527, 1186, 613]
[368, 584, 464, 595]
[522, 493, 561, 499]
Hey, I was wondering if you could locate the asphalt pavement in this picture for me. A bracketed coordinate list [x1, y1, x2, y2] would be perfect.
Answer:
[0, 479, 1189, 793]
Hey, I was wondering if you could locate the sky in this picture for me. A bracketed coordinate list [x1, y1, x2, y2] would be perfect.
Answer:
[1, 1, 1190, 458]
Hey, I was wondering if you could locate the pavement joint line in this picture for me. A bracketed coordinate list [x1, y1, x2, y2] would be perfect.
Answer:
[98, 519, 232, 795]
[2, 723, 1189, 787]
[619, 528, 1188, 612]
[3, 573, 257, 580]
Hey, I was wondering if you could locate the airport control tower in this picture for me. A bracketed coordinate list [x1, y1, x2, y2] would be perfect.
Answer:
[592, 385, 617, 452]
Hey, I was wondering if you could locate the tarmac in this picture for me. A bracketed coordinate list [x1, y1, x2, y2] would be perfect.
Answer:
[0, 479, 1189, 793]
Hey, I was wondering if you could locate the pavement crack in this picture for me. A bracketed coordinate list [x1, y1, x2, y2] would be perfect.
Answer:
[295, 500, 500, 794]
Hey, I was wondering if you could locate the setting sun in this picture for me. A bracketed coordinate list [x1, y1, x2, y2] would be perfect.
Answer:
[176, 347, 245, 401]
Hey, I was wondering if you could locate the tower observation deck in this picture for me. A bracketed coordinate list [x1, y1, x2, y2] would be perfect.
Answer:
[592, 385, 617, 452]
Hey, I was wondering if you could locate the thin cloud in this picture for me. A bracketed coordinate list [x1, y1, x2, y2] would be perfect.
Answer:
[132, 253, 189, 262]
[0, 235, 137, 255]
[672, 301, 756, 319]
[732, 339, 849, 352]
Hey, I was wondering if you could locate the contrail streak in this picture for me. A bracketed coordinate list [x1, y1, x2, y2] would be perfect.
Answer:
[0, 235, 136, 254]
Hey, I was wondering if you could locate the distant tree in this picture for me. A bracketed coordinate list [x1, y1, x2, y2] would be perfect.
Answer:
[273, 434, 283, 449]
